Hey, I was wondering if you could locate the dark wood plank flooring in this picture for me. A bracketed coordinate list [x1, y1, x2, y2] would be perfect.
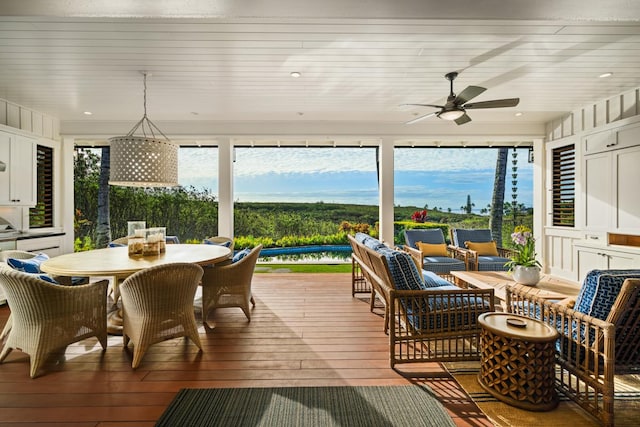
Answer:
[0, 273, 492, 427]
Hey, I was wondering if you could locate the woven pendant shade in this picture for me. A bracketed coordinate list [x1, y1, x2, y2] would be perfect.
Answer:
[109, 72, 179, 187]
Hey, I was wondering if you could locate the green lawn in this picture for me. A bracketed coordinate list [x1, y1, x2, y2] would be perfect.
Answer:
[255, 263, 352, 273]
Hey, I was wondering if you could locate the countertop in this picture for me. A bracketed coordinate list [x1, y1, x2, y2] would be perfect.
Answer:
[0, 231, 65, 243]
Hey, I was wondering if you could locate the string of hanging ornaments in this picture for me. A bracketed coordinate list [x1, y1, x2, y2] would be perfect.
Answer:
[108, 72, 179, 187]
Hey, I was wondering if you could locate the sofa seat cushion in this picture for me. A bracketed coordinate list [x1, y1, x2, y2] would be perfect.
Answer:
[476, 256, 510, 271]
[405, 294, 491, 331]
[422, 270, 457, 288]
[422, 257, 466, 274]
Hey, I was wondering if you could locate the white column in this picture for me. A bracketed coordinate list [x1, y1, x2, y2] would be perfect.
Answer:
[217, 137, 234, 238]
[61, 137, 76, 253]
[378, 138, 395, 245]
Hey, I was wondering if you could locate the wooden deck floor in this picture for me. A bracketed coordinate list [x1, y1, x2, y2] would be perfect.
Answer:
[0, 273, 491, 427]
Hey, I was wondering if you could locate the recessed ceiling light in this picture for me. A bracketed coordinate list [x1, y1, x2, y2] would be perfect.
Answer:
[599, 72, 613, 78]
[83, 111, 93, 115]
[297, 112, 304, 116]
[515, 112, 523, 117]
[290, 71, 302, 78]
[190, 111, 199, 115]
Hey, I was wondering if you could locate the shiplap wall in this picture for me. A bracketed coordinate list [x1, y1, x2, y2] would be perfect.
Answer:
[545, 87, 640, 141]
[0, 98, 60, 141]
[543, 85, 640, 282]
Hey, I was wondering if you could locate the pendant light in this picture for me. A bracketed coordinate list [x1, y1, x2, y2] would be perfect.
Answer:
[108, 72, 178, 187]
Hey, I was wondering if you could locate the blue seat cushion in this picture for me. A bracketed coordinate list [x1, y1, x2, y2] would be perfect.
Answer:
[422, 270, 456, 288]
[405, 294, 491, 331]
[574, 269, 640, 320]
[354, 232, 386, 250]
[232, 248, 251, 263]
[422, 256, 466, 274]
[452, 229, 492, 247]
[476, 256, 510, 271]
[7, 253, 49, 274]
[108, 242, 126, 247]
[404, 229, 445, 249]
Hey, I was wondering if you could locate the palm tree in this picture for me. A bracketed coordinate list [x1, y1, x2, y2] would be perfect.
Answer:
[490, 148, 508, 246]
[95, 147, 112, 248]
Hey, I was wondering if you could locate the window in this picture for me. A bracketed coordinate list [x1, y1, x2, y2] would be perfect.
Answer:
[551, 144, 575, 227]
[29, 145, 54, 228]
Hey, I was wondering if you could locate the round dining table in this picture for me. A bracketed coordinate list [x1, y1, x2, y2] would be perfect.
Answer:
[40, 244, 232, 334]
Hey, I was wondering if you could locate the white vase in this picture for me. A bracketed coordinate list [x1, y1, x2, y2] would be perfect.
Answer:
[512, 265, 540, 286]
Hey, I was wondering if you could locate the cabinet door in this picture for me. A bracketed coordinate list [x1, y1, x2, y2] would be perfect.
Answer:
[11, 136, 36, 206]
[576, 248, 609, 283]
[608, 251, 637, 270]
[614, 145, 640, 232]
[0, 132, 11, 204]
[583, 152, 612, 230]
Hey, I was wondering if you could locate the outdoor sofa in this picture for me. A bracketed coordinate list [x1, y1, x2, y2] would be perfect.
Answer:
[348, 233, 494, 367]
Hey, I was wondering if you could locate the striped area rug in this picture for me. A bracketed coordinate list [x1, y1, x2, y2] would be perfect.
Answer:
[444, 362, 640, 427]
[156, 385, 455, 427]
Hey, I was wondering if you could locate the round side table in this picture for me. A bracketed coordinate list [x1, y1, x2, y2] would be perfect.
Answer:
[477, 312, 560, 411]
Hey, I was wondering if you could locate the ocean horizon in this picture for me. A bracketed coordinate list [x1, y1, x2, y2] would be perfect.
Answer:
[178, 147, 533, 212]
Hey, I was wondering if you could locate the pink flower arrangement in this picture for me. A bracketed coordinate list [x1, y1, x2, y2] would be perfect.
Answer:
[411, 209, 428, 223]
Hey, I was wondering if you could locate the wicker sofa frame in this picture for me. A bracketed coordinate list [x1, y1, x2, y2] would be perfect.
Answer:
[348, 234, 495, 367]
[506, 278, 640, 427]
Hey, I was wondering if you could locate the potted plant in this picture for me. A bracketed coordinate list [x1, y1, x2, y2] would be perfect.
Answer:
[504, 225, 542, 285]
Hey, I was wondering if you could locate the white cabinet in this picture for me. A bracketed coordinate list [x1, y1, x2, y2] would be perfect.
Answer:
[16, 235, 63, 258]
[575, 243, 639, 283]
[581, 124, 640, 234]
[0, 131, 37, 206]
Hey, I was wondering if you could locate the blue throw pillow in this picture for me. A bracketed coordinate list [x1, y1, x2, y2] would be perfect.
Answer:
[204, 239, 232, 248]
[108, 242, 126, 247]
[7, 253, 49, 274]
[232, 248, 251, 263]
[35, 273, 59, 284]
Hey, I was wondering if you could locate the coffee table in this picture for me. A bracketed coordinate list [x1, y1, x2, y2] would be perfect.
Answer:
[477, 312, 560, 411]
[451, 271, 580, 310]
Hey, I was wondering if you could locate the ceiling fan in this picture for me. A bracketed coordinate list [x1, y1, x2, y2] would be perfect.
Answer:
[401, 71, 520, 125]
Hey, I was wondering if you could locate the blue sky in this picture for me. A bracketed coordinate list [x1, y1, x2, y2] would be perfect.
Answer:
[179, 147, 533, 212]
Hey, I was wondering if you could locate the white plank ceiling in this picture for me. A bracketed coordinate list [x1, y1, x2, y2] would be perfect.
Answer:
[0, 0, 639, 132]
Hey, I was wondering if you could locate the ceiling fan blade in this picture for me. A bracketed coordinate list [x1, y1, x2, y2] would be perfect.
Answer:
[464, 98, 520, 109]
[399, 103, 444, 109]
[455, 113, 472, 125]
[454, 86, 486, 105]
[405, 111, 438, 125]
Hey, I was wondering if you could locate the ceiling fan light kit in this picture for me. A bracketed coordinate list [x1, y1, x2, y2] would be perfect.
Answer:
[109, 72, 179, 187]
[402, 71, 519, 125]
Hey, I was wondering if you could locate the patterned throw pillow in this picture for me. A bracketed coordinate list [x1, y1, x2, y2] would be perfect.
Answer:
[232, 248, 251, 263]
[7, 253, 49, 273]
[417, 242, 447, 257]
[465, 241, 498, 256]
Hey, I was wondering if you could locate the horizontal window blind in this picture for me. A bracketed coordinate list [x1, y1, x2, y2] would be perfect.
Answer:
[29, 145, 54, 228]
[551, 144, 575, 227]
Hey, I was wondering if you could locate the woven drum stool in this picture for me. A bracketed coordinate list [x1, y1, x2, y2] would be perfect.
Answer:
[477, 312, 560, 411]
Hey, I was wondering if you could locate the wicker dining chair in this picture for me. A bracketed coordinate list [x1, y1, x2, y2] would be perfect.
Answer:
[0, 250, 38, 340]
[201, 244, 262, 326]
[119, 262, 204, 369]
[0, 269, 108, 378]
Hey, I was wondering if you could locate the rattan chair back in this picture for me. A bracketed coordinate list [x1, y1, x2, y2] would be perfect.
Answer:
[201, 244, 262, 326]
[0, 269, 108, 378]
[119, 262, 204, 369]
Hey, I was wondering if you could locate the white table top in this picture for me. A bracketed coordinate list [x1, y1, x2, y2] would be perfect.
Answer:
[40, 244, 231, 279]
